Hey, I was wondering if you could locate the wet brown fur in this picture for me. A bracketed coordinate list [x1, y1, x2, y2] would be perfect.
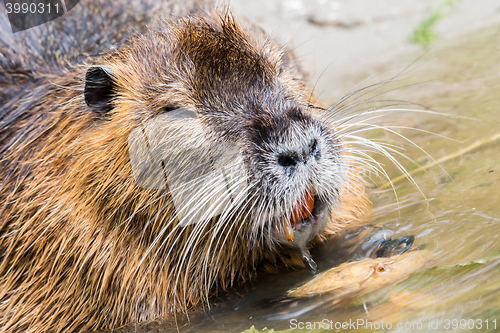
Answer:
[0, 1, 370, 332]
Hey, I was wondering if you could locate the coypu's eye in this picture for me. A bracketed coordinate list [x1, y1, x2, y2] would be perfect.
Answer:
[163, 106, 179, 113]
[84, 66, 116, 114]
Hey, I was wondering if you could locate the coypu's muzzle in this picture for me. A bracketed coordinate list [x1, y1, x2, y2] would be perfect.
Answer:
[280, 191, 331, 248]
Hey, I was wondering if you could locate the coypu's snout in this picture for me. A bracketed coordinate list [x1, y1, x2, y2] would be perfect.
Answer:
[276, 139, 321, 243]
[242, 106, 345, 249]
[276, 139, 322, 242]
[276, 138, 320, 170]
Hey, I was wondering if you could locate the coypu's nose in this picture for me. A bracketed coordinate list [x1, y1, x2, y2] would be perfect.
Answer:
[277, 139, 320, 169]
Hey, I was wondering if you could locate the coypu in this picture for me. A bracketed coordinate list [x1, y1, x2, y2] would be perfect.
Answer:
[0, 0, 370, 332]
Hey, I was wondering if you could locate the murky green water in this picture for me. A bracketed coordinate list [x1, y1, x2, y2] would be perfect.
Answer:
[110, 25, 500, 333]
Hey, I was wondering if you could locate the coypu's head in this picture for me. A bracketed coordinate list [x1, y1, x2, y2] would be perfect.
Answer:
[83, 14, 345, 251]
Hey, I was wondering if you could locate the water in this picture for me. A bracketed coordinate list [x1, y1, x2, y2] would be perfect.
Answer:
[110, 24, 500, 333]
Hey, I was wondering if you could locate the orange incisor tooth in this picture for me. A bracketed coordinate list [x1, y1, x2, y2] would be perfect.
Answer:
[285, 189, 314, 242]
[284, 219, 294, 242]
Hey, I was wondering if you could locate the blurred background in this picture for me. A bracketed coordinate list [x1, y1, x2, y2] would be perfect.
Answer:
[231, 0, 500, 102]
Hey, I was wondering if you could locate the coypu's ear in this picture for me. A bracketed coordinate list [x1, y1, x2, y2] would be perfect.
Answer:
[84, 66, 116, 114]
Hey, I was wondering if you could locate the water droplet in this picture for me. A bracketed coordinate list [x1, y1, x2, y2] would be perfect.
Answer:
[302, 250, 318, 274]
